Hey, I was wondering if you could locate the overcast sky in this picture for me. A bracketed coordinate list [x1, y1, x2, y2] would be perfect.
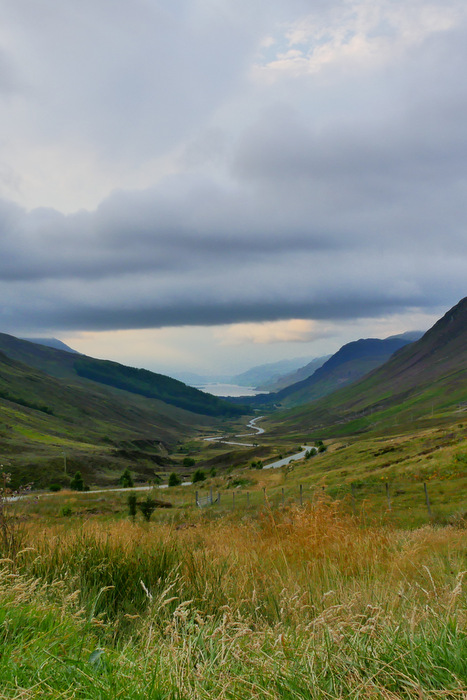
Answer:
[1, 0, 466, 376]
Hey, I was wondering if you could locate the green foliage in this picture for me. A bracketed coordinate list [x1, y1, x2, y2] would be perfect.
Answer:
[183, 456, 196, 467]
[318, 444, 327, 453]
[250, 459, 263, 470]
[168, 472, 182, 487]
[192, 468, 206, 483]
[127, 494, 137, 520]
[48, 483, 61, 492]
[119, 468, 134, 488]
[70, 471, 85, 491]
[138, 496, 157, 522]
[60, 505, 72, 517]
[0, 388, 53, 414]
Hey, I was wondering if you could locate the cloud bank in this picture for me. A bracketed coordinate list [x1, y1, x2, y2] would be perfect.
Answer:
[0, 0, 466, 338]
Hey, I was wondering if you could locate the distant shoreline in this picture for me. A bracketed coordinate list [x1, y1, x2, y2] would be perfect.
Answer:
[195, 382, 269, 397]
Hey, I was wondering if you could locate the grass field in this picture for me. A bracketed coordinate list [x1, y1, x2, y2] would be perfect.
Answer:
[0, 495, 466, 699]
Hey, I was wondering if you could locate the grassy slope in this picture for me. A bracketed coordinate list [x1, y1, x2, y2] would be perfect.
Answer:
[0, 332, 243, 418]
[0, 350, 233, 488]
[266, 297, 467, 438]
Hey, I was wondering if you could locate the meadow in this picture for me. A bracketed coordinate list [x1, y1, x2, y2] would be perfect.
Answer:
[0, 490, 466, 699]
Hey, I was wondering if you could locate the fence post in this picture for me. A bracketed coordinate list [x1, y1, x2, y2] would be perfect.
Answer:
[263, 487, 266, 502]
[281, 487, 285, 506]
[424, 483, 432, 518]
[210, 486, 213, 505]
[385, 482, 391, 510]
[217, 492, 220, 505]
[299, 484, 303, 506]
[195, 491, 199, 507]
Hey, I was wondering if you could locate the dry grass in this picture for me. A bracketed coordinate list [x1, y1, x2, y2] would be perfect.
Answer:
[0, 501, 466, 698]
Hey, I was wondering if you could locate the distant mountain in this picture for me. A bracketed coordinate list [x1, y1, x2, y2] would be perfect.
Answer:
[233, 333, 419, 409]
[258, 354, 331, 391]
[269, 298, 467, 436]
[21, 337, 79, 354]
[231, 357, 315, 388]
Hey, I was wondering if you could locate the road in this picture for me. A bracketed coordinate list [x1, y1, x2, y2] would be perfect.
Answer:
[203, 415, 313, 469]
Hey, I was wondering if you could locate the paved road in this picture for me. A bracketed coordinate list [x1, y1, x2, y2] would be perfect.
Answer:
[203, 416, 313, 469]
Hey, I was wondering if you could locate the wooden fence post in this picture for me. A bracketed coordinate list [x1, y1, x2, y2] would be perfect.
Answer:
[424, 482, 432, 518]
[217, 492, 220, 505]
[195, 491, 199, 507]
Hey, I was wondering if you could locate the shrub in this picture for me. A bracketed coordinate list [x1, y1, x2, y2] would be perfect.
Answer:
[49, 484, 62, 492]
[138, 497, 157, 522]
[70, 471, 85, 491]
[318, 444, 327, 453]
[168, 472, 181, 487]
[192, 469, 206, 483]
[119, 468, 134, 488]
[60, 505, 72, 517]
[183, 457, 196, 467]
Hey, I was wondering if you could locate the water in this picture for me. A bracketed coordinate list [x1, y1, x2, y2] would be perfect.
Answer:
[196, 383, 268, 397]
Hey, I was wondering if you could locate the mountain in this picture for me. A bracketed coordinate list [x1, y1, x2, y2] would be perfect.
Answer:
[269, 297, 467, 436]
[230, 356, 315, 388]
[258, 354, 331, 391]
[21, 337, 79, 354]
[0, 333, 243, 418]
[233, 333, 419, 408]
[0, 334, 245, 488]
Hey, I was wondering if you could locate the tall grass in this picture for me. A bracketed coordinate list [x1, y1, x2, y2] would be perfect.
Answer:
[0, 500, 466, 698]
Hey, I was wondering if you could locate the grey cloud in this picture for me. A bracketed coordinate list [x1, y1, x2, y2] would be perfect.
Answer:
[0, 0, 466, 336]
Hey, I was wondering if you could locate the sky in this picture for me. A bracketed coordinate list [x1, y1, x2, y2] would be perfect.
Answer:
[1, 0, 466, 377]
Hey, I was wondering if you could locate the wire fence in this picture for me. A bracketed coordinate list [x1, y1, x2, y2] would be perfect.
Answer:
[194, 479, 467, 521]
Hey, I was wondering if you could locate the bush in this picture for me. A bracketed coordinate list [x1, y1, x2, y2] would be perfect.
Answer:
[119, 468, 134, 488]
[70, 471, 85, 491]
[250, 460, 263, 470]
[183, 457, 195, 468]
[60, 505, 72, 517]
[49, 484, 62, 492]
[168, 472, 181, 487]
[138, 497, 157, 522]
[192, 469, 206, 483]
[318, 444, 327, 453]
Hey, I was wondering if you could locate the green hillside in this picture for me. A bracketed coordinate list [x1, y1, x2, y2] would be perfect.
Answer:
[266, 297, 467, 438]
[0, 348, 241, 489]
[0, 333, 243, 418]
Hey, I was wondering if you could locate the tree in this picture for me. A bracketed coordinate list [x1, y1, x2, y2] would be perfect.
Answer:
[138, 497, 157, 522]
[127, 493, 137, 520]
[119, 468, 134, 488]
[168, 472, 181, 487]
[183, 457, 195, 468]
[70, 471, 85, 491]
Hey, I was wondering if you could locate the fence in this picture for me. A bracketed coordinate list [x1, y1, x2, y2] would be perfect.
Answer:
[193, 480, 466, 522]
